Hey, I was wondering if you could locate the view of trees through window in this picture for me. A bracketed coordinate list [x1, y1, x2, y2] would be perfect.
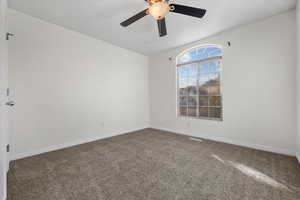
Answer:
[177, 45, 223, 120]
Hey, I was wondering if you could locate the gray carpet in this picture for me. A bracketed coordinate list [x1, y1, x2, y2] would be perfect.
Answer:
[8, 128, 300, 200]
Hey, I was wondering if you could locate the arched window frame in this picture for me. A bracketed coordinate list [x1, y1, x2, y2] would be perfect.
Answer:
[176, 44, 223, 121]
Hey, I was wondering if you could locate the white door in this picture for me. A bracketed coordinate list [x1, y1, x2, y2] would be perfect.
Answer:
[0, 0, 8, 199]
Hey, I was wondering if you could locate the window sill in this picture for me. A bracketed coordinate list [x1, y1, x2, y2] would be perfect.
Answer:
[177, 115, 223, 122]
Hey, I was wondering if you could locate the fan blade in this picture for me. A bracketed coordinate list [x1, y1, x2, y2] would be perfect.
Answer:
[157, 18, 167, 37]
[121, 9, 148, 27]
[170, 4, 206, 18]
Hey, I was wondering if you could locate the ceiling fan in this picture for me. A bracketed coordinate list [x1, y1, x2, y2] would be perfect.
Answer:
[120, 0, 207, 37]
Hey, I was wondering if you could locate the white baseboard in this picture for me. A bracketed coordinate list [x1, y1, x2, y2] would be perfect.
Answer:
[11, 126, 298, 161]
[11, 127, 149, 161]
[151, 126, 295, 156]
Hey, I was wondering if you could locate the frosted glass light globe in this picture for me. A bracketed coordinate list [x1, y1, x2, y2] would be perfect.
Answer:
[148, 2, 170, 20]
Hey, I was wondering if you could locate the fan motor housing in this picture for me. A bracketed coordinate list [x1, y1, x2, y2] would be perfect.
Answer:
[147, 0, 171, 20]
[147, 0, 169, 6]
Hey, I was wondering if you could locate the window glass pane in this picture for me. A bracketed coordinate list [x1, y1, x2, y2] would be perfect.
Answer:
[177, 46, 223, 65]
[178, 64, 197, 77]
[177, 52, 192, 65]
[187, 78, 197, 96]
[188, 107, 197, 117]
[178, 66, 189, 77]
[179, 106, 187, 116]
[179, 78, 188, 96]
[199, 96, 209, 106]
[209, 61, 221, 72]
[206, 47, 223, 57]
[204, 73, 220, 86]
[200, 61, 220, 74]
[209, 96, 221, 106]
[187, 87, 197, 96]
[209, 72, 220, 82]
[179, 96, 188, 106]
[179, 78, 188, 87]
[188, 96, 197, 106]
[177, 46, 222, 120]
[199, 74, 210, 85]
[208, 85, 221, 95]
[209, 107, 222, 118]
[179, 88, 188, 96]
[188, 64, 197, 77]
[199, 85, 208, 95]
[200, 62, 210, 74]
[199, 107, 209, 117]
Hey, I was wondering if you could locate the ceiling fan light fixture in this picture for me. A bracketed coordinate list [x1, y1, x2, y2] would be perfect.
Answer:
[120, 0, 207, 37]
[148, 1, 170, 20]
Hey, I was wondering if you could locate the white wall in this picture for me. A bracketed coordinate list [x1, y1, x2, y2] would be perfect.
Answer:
[149, 10, 297, 156]
[8, 9, 149, 160]
[297, 1, 300, 162]
[0, 0, 8, 199]
[7, 8, 298, 161]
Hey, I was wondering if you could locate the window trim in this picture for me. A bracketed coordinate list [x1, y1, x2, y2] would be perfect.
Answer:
[176, 44, 223, 64]
[176, 55, 222, 67]
[176, 45, 223, 121]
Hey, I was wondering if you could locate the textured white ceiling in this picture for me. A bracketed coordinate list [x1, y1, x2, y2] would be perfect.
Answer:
[8, 0, 296, 55]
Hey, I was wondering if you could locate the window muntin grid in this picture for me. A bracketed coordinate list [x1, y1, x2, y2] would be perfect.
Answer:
[177, 46, 223, 121]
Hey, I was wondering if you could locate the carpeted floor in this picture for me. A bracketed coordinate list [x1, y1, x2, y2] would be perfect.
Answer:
[8, 128, 300, 200]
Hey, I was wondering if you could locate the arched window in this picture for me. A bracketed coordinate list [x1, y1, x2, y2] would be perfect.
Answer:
[177, 45, 223, 120]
